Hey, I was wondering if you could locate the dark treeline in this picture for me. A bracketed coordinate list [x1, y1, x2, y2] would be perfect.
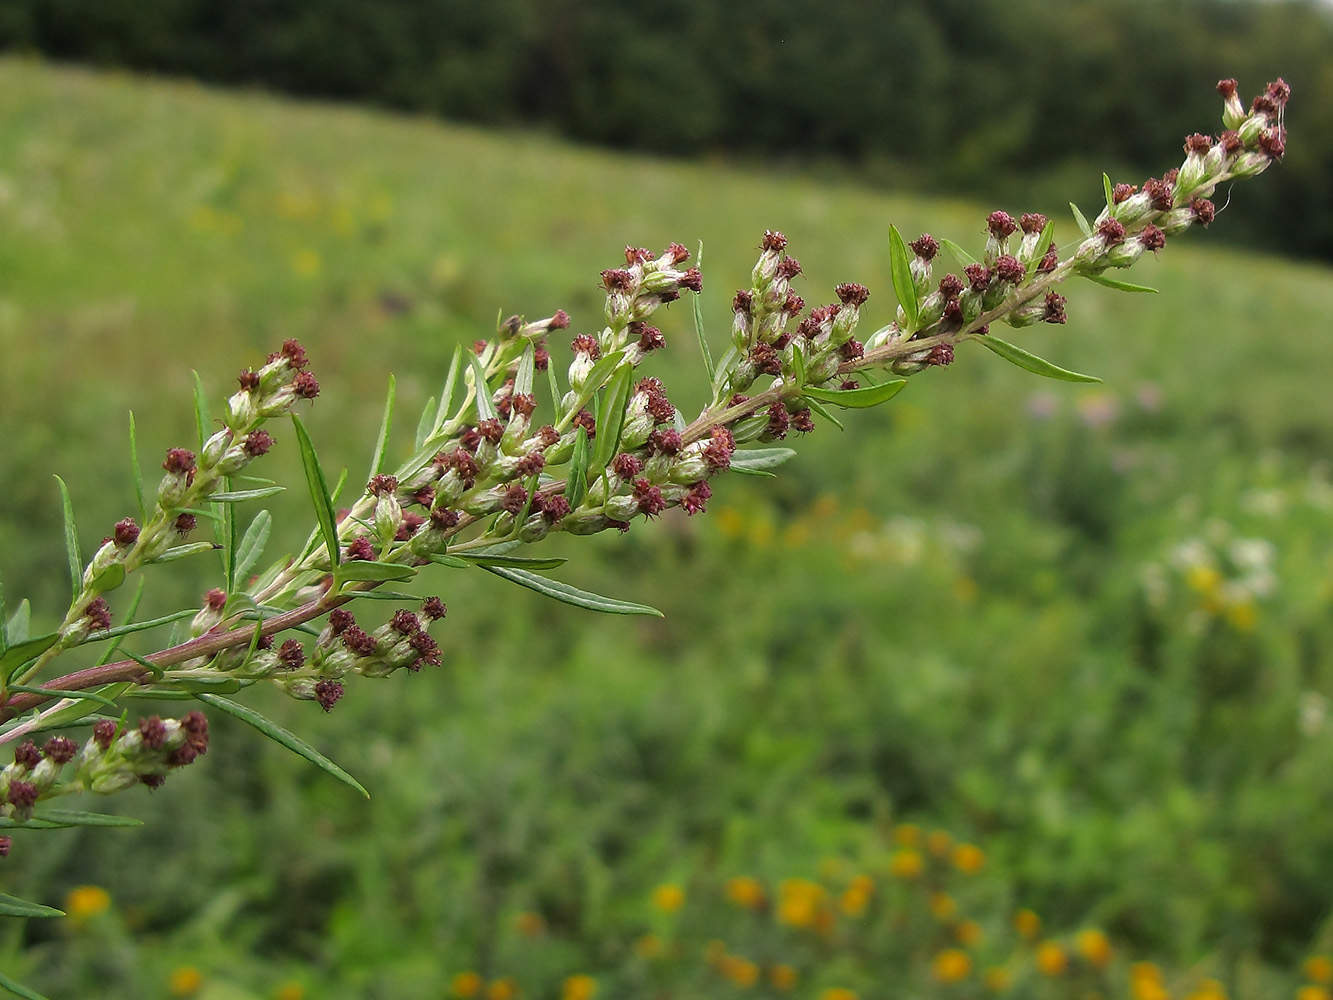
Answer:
[2, 0, 1328, 259]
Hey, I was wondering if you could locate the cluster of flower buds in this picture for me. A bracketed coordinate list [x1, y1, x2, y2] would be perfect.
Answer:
[0, 713, 209, 832]
[222, 339, 320, 430]
[276, 598, 447, 709]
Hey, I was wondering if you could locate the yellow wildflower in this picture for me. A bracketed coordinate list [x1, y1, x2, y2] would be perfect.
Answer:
[485, 977, 518, 1000]
[275, 982, 305, 1000]
[952, 843, 986, 874]
[839, 886, 870, 918]
[984, 967, 1012, 992]
[1298, 988, 1332, 1000]
[955, 919, 984, 947]
[1034, 940, 1068, 977]
[651, 883, 684, 913]
[768, 964, 799, 991]
[932, 948, 972, 983]
[719, 955, 759, 988]
[1130, 962, 1168, 1000]
[451, 972, 483, 999]
[1075, 928, 1113, 969]
[169, 967, 203, 997]
[725, 876, 766, 909]
[889, 848, 924, 879]
[926, 829, 953, 857]
[561, 974, 597, 1000]
[893, 823, 921, 847]
[1184, 978, 1227, 1000]
[64, 886, 111, 924]
[776, 879, 826, 929]
[819, 989, 859, 1000]
[1307, 957, 1333, 985]
[1012, 908, 1041, 939]
[929, 892, 957, 920]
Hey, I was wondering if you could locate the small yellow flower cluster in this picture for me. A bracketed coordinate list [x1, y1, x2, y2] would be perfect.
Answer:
[450, 972, 519, 1000]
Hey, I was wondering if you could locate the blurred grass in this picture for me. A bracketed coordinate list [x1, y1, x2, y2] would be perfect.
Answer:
[4, 56, 1333, 999]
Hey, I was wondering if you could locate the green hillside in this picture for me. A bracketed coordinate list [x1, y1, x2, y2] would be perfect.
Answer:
[3, 58, 1333, 1000]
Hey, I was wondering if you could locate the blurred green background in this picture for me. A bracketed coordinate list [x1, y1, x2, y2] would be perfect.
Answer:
[1, 3, 1332, 997]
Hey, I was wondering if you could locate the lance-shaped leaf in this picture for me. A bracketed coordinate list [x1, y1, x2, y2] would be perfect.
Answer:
[1, 634, 59, 681]
[728, 448, 797, 475]
[940, 238, 977, 266]
[0, 568, 6, 656]
[26, 809, 142, 829]
[148, 542, 217, 565]
[564, 427, 591, 508]
[0, 893, 63, 919]
[1103, 172, 1115, 212]
[192, 370, 211, 450]
[0, 968, 55, 1000]
[414, 395, 438, 450]
[515, 343, 536, 397]
[458, 554, 567, 570]
[803, 395, 844, 432]
[428, 554, 471, 569]
[589, 362, 634, 482]
[233, 510, 272, 588]
[468, 353, 497, 422]
[693, 241, 714, 379]
[805, 379, 907, 409]
[483, 566, 663, 617]
[128, 411, 146, 523]
[977, 334, 1102, 383]
[368, 374, 396, 480]
[888, 224, 919, 332]
[209, 486, 285, 503]
[1070, 201, 1092, 237]
[6, 685, 119, 709]
[335, 561, 418, 584]
[1084, 273, 1159, 293]
[195, 693, 370, 798]
[4, 600, 28, 646]
[564, 349, 629, 422]
[292, 415, 341, 570]
[431, 347, 463, 440]
[54, 476, 80, 600]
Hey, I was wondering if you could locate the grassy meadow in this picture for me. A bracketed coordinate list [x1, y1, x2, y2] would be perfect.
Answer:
[4, 56, 1333, 1000]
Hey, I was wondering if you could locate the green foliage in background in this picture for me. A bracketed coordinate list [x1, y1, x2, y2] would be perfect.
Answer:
[1, 60, 1332, 999]
[0, 0, 1329, 261]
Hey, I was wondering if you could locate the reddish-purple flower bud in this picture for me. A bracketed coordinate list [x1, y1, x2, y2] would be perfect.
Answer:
[625, 246, 653, 265]
[163, 448, 196, 474]
[679, 268, 704, 293]
[648, 428, 683, 456]
[1266, 78, 1290, 107]
[1043, 292, 1068, 325]
[458, 427, 482, 453]
[1216, 78, 1238, 99]
[395, 512, 426, 541]
[909, 233, 939, 260]
[7, 781, 38, 810]
[927, 344, 955, 367]
[1184, 133, 1213, 156]
[328, 608, 355, 635]
[613, 453, 644, 480]
[1192, 198, 1216, 225]
[839, 339, 864, 362]
[278, 639, 305, 670]
[1251, 94, 1278, 116]
[473, 340, 488, 355]
[751, 343, 781, 376]
[938, 274, 964, 300]
[601, 268, 634, 292]
[987, 211, 1018, 239]
[140, 773, 166, 789]
[541, 494, 571, 523]
[84, 597, 112, 631]
[174, 512, 197, 536]
[243, 430, 273, 457]
[839, 379, 860, 391]
[478, 419, 504, 444]
[346, 537, 375, 561]
[408, 631, 442, 670]
[761, 231, 788, 252]
[1037, 243, 1060, 273]
[637, 325, 666, 351]
[1144, 176, 1174, 211]
[114, 518, 140, 546]
[1139, 225, 1167, 252]
[732, 290, 753, 315]
[93, 719, 118, 750]
[792, 409, 816, 434]
[515, 451, 546, 477]
[139, 716, 168, 750]
[783, 292, 805, 315]
[835, 283, 870, 307]
[633, 479, 666, 518]
[703, 427, 735, 470]
[342, 626, 377, 656]
[1220, 130, 1244, 154]
[43, 737, 78, 765]
[728, 394, 749, 408]
[429, 507, 460, 530]
[646, 396, 676, 425]
[535, 425, 560, 449]
[238, 369, 260, 391]
[292, 371, 320, 400]
[14, 741, 41, 770]
[995, 255, 1025, 283]
[572, 409, 596, 439]
[167, 743, 199, 767]
[390, 610, 421, 636]
[683, 480, 712, 516]
[203, 588, 226, 612]
[508, 393, 536, 418]
[1112, 183, 1139, 205]
[1097, 218, 1127, 246]
[500, 483, 530, 514]
[315, 680, 344, 712]
[765, 403, 790, 440]
[422, 596, 447, 621]
[965, 263, 991, 292]
[534, 346, 550, 371]
[1019, 214, 1047, 235]
[666, 242, 690, 264]
[181, 711, 208, 750]
[777, 257, 802, 280]
[1259, 128, 1285, 160]
[280, 339, 309, 369]
[367, 475, 398, 496]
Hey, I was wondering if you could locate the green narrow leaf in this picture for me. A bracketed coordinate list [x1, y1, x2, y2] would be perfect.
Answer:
[95, 608, 194, 642]
[976, 334, 1102, 383]
[340, 590, 422, 602]
[368, 374, 396, 480]
[804, 379, 907, 409]
[128, 411, 146, 523]
[711, 344, 739, 398]
[30, 809, 143, 828]
[589, 362, 634, 481]
[6, 600, 31, 645]
[414, 396, 438, 450]
[545, 356, 561, 414]
[292, 415, 341, 570]
[195, 693, 369, 797]
[564, 427, 590, 508]
[1083, 273, 1159, 293]
[233, 510, 272, 588]
[0, 567, 7, 656]
[208, 486, 285, 503]
[191, 370, 210, 450]
[888, 224, 919, 332]
[467, 353, 497, 422]
[803, 395, 844, 432]
[1070, 201, 1092, 237]
[482, 566, 663, 617]
[0, 893, 63, 919]
[124, 649, 165, 680]
[427, 554, 471, 569]
[53, 476, 80, 599]
[1, 633, 59, 681]
[692, 241, 714, 379]
[566, 349, 628, 419]
[6, 685, 119, 709]
[1103, 172, 1115, 211]
[219, 485, 236, 593]
[0, 968, 56, 1000]
[515, 344, 536, 397]
[939, 238, 977, 266]
[148, 542, 217, 564]
[790, 341, 807, 388]
[728, 448, 798, 473]
[459, 554, 567, 570]
[97, 579, 145, 666]
[335, 561, 418, 583]
[430, 347, 463, 439]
